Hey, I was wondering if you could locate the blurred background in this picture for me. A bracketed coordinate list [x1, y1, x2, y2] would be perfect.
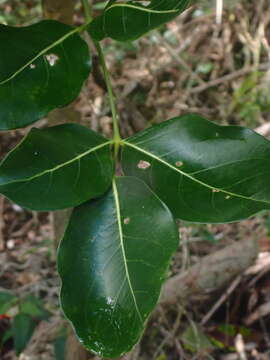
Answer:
[0, 0, 270, 359]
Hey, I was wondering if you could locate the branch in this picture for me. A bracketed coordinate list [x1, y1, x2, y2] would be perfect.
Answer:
[159, 237, 259, 308]
[190, 63, 270, 93]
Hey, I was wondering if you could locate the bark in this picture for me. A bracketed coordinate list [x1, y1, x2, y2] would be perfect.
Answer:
[159, 237, 259, 308]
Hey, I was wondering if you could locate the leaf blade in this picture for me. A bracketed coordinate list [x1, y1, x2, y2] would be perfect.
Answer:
[88, 0, 190, 41]
[122, 114, 270, 223]
[58, 176, 178, 358]
[0, 124, 113, 211]
[0, 20, 91, 130]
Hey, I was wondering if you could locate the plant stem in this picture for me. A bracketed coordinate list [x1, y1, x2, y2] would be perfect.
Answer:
[82, 0, 122, 159]
[95, 42, 122, 157]
[82, 0, 92, 21]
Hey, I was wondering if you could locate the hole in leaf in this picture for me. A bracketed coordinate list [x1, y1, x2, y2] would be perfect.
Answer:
[30, 64, 36, 69]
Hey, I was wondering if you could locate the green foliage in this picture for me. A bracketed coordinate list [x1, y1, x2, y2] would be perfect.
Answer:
[231, 73, 270, 126]
[0, 124, 113, 210]
[58, 176, 178, 357]
[12, 313, 36, 355]
[0, 20, 90, 130]
[0, 291, 17, 314]
[181, 323, 213, 353]
[88, 0, 189, 41]
[122, 114, 270, 223]
[0, 1, 269, 357]
[0, 294, 49, 355]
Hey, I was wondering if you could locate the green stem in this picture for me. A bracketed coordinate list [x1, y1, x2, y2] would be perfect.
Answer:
[82, 0, 92, 21]
[82, 0, 122, 159]
[95, 42, 122, 157]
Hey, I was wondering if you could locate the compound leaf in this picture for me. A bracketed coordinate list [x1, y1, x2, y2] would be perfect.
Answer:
[88, 0, 189, 42]
[0, 124, 113, 211]
[58, 176, 178, 358]
[0, 20, 91, 130]
[122, 114, 270, 223]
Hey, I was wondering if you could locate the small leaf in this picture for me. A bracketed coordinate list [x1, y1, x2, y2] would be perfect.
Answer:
[54, 335, 67, 360]
[0, 291, 17, 314]
[58, 176, 178, 358]
[181, 323, 213, 353]
[88, 0, 189, 42]
[0, 124, 113, 211]
[21, 295, 50, 320]
[12, 313, 36, 355]
[0, 20, 91, 130]
[122, 114, 270, 223]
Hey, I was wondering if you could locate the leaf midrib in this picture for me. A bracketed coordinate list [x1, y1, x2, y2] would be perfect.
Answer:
[112, 179, 143, 324]
[0, 141, 112, 187]
[0, 20, 91, 86]
[124, 141, 270, 206]
[106, 3, 179, 14]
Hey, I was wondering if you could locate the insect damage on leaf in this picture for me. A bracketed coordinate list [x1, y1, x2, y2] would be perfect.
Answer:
[45, 53, 59, 66]
[137, 160, 151, 169]
[123, 217, 130, 224]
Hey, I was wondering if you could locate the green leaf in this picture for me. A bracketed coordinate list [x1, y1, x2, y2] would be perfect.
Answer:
[21, 295, 50, 320]
[181, 323, 213, 353]
[88, 0, 189, 42]
[0, 124, 113, 211]
[12, 313, 36, 355]
[0, 291, 17, 314]
[122, 114, 270, 223]
[0, 20, 91, 130]
[58, 176, 178, 358]
[54, 335, 67, 360]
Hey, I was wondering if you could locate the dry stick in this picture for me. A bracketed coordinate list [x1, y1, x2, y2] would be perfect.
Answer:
[200, 275, 242, 326]
[154, 30, 205, 86]
[158, 237, 259, 309]
[244, 301, 270, 326]
[190, 63, 270, 93]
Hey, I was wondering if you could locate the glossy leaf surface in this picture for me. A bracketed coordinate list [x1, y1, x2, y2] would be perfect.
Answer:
[88, 0, 189, 41]
[58, 176, 178, 358]
[0, 20, 90, 130]
[0, 124, 113, 211]
[122, 114, 270, 223]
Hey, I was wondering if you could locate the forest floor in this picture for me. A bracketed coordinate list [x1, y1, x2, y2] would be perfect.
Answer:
[1, 0, 270, 359]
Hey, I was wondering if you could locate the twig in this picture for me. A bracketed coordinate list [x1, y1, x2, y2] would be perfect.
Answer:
[190, 63, 270, 93]
[216, 0, 223, 25]
[154, 31, 205, 85]
[200, 275, 242, 326]
[158, 237, 259, 308]
[244, 302, 270, 325]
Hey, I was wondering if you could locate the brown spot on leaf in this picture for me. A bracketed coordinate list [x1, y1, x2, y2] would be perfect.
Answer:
[30, 64, 36, 69]
[175, 161, 183, 167]
[137, 160, 151, 170]
[212, 189, 220, 193]
[124, 217, 130, 225]
[45, 53, 59, 66]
